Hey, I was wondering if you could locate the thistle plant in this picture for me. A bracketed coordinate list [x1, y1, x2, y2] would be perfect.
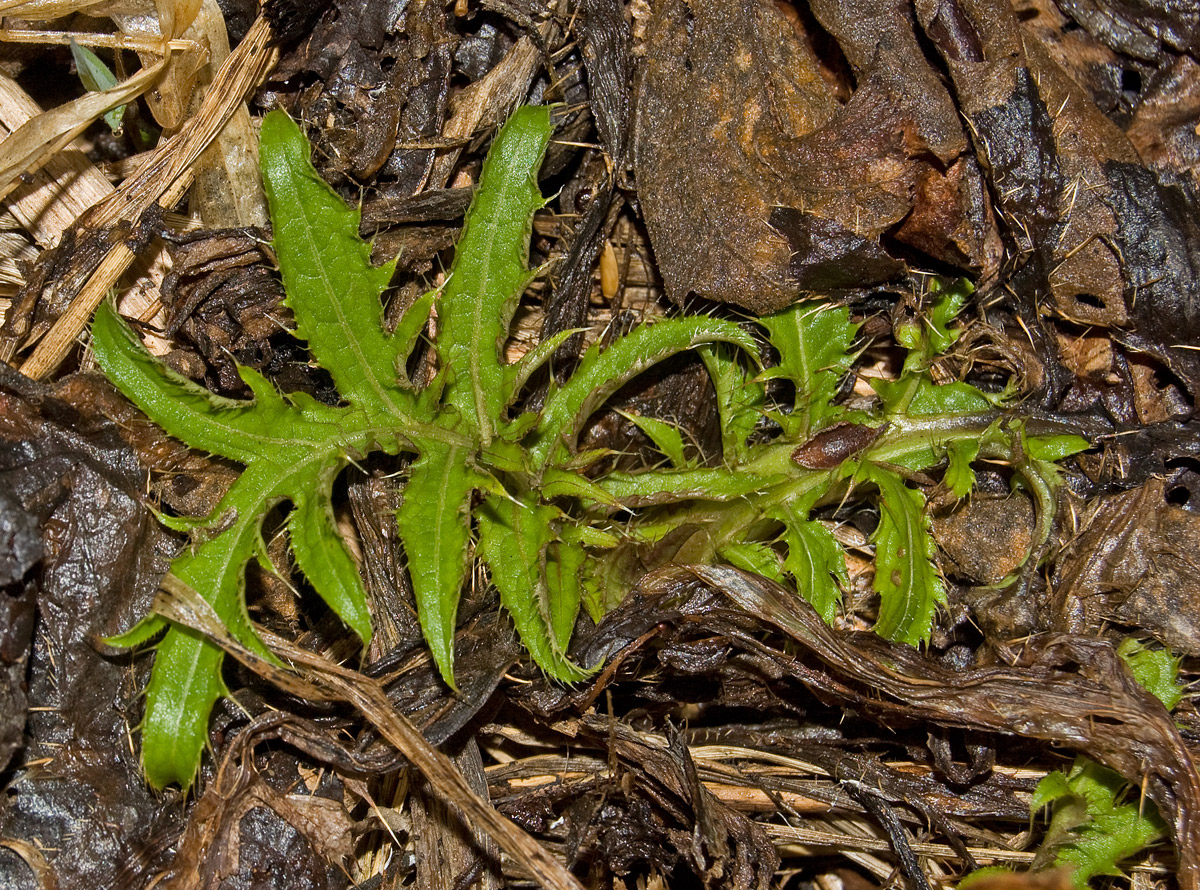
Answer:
[94, 105, 1085, 789]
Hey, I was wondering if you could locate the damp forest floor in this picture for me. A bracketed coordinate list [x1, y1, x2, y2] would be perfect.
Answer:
[1, 0, 1200, 888]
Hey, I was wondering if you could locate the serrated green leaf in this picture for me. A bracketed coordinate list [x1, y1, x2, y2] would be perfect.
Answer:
[395, 443, 480, 686]
[476, 495, 589, 681]
[545, 539, 587, 652]
[140, 625, 227, 789]
[945, 438, 980, 499]
[1117, 638, 1184, 711]
[772, 503, 848, 625]
[759, 302, 857, 438]
[438, 106, 551, 444]
[260, 110, 410, 420]
[288, 486, 372, 644]
[534, 316, 760, 467]
[1033, 757, 1166, 888]
[865, 465, 946, 645]
[699, 344, 764, 465]
[896, 278, 973, 367]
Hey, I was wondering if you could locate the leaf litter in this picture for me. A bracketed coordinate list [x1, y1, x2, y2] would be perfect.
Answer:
[0, 0, 1199, 888]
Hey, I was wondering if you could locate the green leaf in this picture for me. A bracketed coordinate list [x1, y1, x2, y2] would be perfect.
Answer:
[1033, 757, 1166, 888]
[771, 502, 848, 625]
[1117, 638, 1184, 712]
[699, 344, 764, 465]
[618, 411, 691, 467]
[534, 316, 760, 468]
[70, 39, 124, 132]
[288, 485, 373, 644]
[871, 377, 992, 417]
[1026, 434, 1090, 462]
[758, 302, 857, 438]
[895, 278, 973, 368]
[260, 110, 410, 421]
[438, 105, 552, 444]
[864, 465, 946, 645]
[476, 495, 589, 681]
[545, 539, 588, 653]
[944, 438, 980, 499]
[395, 443, 480, 687]
[140, 625, 227, 789]
[719, 541, 783, 581]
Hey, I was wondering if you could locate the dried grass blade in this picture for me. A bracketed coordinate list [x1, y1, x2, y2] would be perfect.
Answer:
[0, 58, 165, 204]
[16, 14, 277, 378]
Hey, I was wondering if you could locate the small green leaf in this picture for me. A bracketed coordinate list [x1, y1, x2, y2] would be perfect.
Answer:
[545, 539, 587, 652]
[865, 465, 946, 645]
[618, 411, 690, 467]
[288, 486, 372, 644]
[871, 377, 992, 416]
[699, 344, 763, 465]
[944, 438, 980, 499]
[140, 626, 227, 790]
[772, 503, 848, 625]
[719, 541, 783, 581]
[1117, 638, 1184, 712]
[759, 302, 858, 438]
[1026, 434, 1090, 462]
[1032, 757, 1166, 888]
[70, 39, 124, 132]
[477, 495, 589, 681]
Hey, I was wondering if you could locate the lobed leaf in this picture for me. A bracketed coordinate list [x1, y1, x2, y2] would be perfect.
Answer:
[437, 105, 552, 444]
[771, 502, 848, 625]
[260, 110, 410, 421]
[758, 302, 858, 438]
[864, 464, 946, 646]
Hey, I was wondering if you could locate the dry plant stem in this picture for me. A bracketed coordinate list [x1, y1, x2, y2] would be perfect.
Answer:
[17, 15, 277, 379]
[151, 579, 585, 890]
[0, 29, 198, 52]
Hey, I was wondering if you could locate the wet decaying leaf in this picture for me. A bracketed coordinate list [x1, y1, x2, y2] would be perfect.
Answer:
[633, 0, 1002, 311]
[0, 365, 183, 890]
[515, 563, 1200, 882]
[656, 566, 1200, 883]
[270, 0, 452, 190]
[916, 0, 1200, 398]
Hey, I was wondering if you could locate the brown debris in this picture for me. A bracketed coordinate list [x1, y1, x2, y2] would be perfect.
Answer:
[1055, 477, 1200, 655]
